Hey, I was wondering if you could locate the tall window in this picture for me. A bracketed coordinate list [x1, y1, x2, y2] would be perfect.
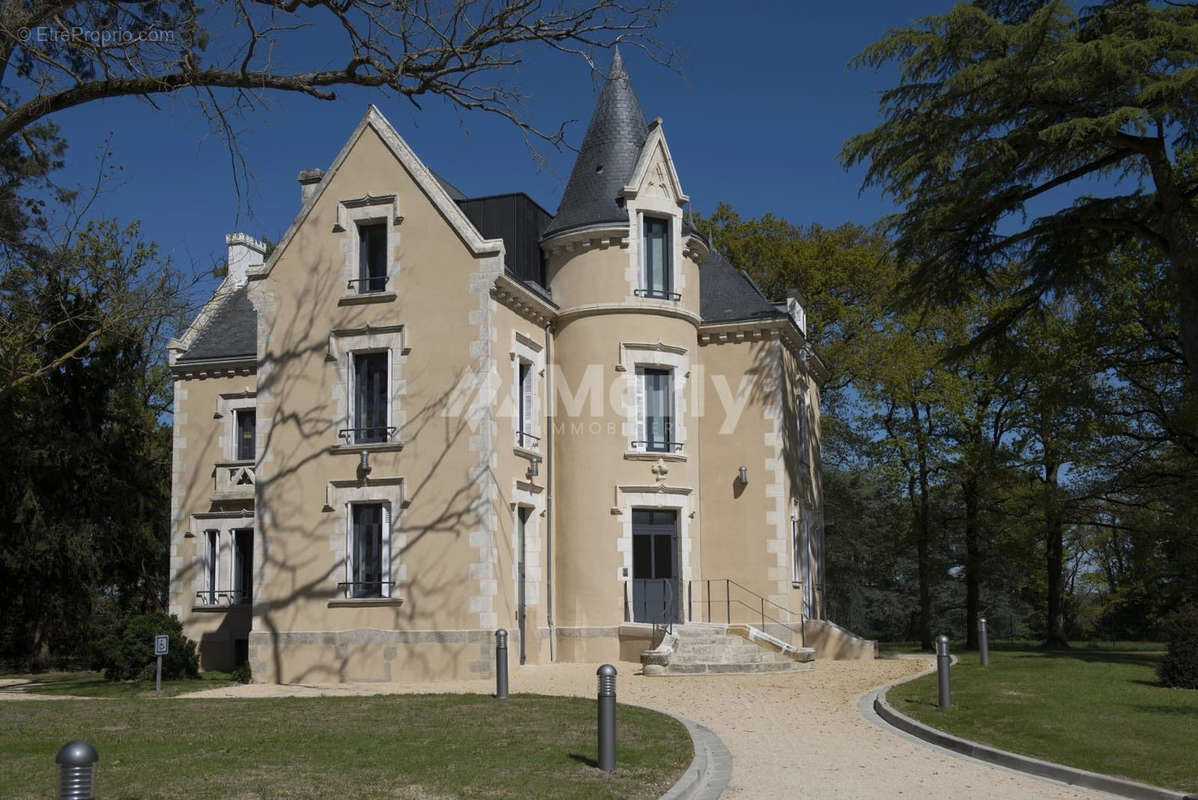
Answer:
[357, 222, 387, 293]
[234, 408, 256, 461]
[792, 517, 801, 586]
[641, 217, 671, 298]
[233, 529, 253, 604]
[637, 367, 674, 452]
[205, 530, 219, 605]
[352, 352, 389, 444]
[517, 360, 536, 448]
[800, 513, 812, 614]
[349, 503, 386, 598]
[798, 390, 810, 468]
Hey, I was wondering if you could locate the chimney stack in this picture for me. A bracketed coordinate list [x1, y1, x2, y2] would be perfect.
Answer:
[298, 168, 324, 207]
[225, 233, 267, 287]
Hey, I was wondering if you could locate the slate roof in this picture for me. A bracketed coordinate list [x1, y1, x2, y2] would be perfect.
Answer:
[699, 251, 785, 324]
[542, 48, 648, 239]
[433, 171, 467, 201]
[177, 285, 257, 363]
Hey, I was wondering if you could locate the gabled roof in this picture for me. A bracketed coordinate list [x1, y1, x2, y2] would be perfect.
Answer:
[176, 285, 257, 363]
[542, 49, 648, 239]
[247, 105, 504, 284]
[699, 251, 785, 324]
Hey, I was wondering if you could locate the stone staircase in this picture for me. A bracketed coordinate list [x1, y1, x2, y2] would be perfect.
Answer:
[641, 623, 816, 676]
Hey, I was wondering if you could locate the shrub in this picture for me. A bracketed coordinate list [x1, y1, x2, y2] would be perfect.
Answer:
[1157, 604, 1198, 689]
[94, 612, 199, 682]
[230, 661, 252, 684]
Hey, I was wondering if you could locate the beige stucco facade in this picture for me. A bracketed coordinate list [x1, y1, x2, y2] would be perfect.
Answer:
[169, 96, 827, 683]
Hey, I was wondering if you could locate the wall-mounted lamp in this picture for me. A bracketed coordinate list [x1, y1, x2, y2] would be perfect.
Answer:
[359, 449, 372, 476]
[528, 457, 540, 478]
[738, 466, 748, 485]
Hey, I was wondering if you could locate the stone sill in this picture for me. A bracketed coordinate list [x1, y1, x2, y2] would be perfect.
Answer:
[623, 451, 687, 462]
[210, 492, 255, 502]
[513, 445, 542, 461]
[328, 442, 404, 454]
[337, 291, 397, 306]
[327, 597, 405, 608]
[191, 604, 250, 613]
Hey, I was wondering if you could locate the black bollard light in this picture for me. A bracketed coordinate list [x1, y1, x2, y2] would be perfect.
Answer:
[55, 740, 99, 800]
[936, 634, 952, 708]
[978, 616, 990, 667]
[597, 664, 617, 772]
[495, 628, 509, 699]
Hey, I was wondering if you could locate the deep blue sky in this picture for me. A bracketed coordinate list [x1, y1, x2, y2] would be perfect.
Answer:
[46, 0, 956, 295]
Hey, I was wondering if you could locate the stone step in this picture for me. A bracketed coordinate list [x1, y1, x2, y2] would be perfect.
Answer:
[642, 623, 815, 677]
[672, 650, 774, 666]
[663, 660, 804, 675]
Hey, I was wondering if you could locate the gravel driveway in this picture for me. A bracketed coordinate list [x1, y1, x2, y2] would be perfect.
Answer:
[184, 656, 1103, 799]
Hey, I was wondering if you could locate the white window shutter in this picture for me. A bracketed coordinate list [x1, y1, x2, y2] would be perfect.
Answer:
[634, 369, 646, 449]
[521, 365, 534, 439]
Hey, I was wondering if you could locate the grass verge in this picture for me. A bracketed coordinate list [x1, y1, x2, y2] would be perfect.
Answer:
[2, 670, 235, 698]
[0, 693, 690, 799]
[888, 646, 1197, 793]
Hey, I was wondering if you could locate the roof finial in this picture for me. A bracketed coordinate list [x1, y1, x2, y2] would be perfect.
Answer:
[609, 45, 625, 78]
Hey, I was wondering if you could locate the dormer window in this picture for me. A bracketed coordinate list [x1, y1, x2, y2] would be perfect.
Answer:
[356, 222, 388, 293]
[638, 216, 678, 300]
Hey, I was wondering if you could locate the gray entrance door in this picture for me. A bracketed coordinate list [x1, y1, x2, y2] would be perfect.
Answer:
[632, 509, 678, 624]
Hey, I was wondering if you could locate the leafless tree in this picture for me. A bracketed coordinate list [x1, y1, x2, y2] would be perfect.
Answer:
[0, 0, 673, 147]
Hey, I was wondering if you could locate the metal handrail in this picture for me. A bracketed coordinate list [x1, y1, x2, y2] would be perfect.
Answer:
[688, 577, 806, 648]
[634, 288, 682, 301]
[651, 579, 676, 644]
[516, 430, 541, 448]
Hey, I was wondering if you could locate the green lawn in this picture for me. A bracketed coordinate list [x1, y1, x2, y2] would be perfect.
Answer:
[888, 645, 1198, 793]
[0, 693, 690, 799]
[5, 670, 235, 698]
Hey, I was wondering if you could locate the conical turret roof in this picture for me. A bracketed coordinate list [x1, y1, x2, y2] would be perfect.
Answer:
[543, 49, 648, 239]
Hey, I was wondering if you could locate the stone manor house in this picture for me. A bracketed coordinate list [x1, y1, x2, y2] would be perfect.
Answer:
[168, 52, 870, 683]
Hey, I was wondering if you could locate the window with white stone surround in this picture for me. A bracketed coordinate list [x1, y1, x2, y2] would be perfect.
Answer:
[334, 195, 400, 300]
[217, 392, 256, 463]
[797, 386, 810, 469]
[328, 326, 406, 448]
[191, 514, 255, 608]
[637, 215, 677, 300]
[346, 501, 390, 598]
[618, 342, 688, 455]
[325, 478, 406, 604]
[511, 332, 543, 452]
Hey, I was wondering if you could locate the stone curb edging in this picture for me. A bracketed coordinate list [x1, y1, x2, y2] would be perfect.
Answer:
[865, 662, 1193, 800]
[657, 709, 732, 800]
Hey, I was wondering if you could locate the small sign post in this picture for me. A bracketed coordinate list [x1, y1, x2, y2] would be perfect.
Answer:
[154, 635, 169, 693]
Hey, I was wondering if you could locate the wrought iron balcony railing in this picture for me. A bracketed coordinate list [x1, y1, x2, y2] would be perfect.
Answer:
[634, 288, 681, 301]
[338, 426, 398, 445]
[337, 581, 395, 599]
[515, 430, 541, 449]
[631, 440, 685, 453]
[347, 275, 390, 293]
[195, 589, 251, 607]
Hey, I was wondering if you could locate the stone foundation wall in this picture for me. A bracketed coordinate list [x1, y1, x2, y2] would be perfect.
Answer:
[249, 629, 496, 683]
